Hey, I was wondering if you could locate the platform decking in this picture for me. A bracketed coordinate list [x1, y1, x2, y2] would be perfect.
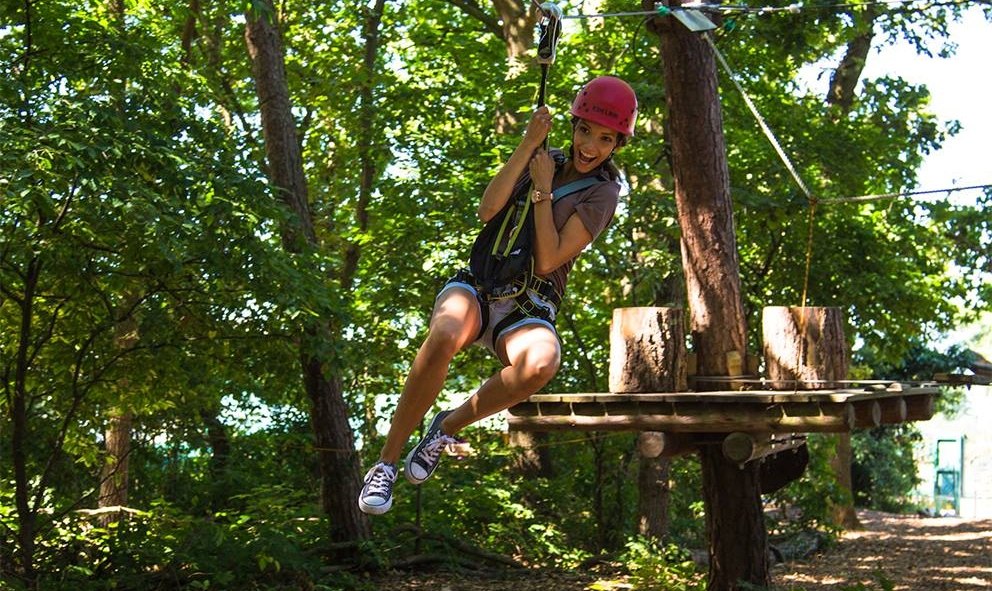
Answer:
[506, 381, 940, 433]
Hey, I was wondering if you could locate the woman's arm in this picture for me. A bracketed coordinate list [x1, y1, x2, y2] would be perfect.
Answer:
[528, 148, 595, 276]
[478, 106, 552, 222]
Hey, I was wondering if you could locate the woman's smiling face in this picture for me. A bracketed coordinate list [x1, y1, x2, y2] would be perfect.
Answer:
[571, 118, 620, 173]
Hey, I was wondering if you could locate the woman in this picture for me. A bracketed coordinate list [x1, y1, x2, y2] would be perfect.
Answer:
[359, 76, 637, 515]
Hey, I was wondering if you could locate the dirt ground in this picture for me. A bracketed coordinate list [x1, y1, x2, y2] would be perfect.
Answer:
[368, 509, 992, 590]
[772, 509, 992, 590]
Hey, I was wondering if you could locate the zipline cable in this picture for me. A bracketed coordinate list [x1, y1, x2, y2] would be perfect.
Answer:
[703, 32, 820, 386]
[559, 0, 979, 19]
[704, 32, 817, 204]
[817, 183, 992, 204]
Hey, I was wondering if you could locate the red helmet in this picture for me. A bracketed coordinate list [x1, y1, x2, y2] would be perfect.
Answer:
[570, 76, 638, 137]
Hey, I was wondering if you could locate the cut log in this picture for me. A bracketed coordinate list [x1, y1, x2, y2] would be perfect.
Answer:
[852, 400, 882, 429]
[763, 306, 849, 389]
[637, 431, 697, 459]
[878, 397, 908, 424]
[609, 307, 687, 393]
[721, 432, 807, 466]
[905, 394, 936, 421]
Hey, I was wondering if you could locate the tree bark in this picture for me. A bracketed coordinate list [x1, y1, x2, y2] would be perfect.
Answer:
[99, 292, 140, 526]
[827, 7, 877, 111]
[762, 306, 848, 389]
[12, 257, 40, 581]
[244, 0, 370, 542]
[637, 433, 672, 540]
[645, 3, 760, 587]
[609, 307, 687, 393]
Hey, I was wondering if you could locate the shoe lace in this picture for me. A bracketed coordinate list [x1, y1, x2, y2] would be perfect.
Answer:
[365, 464, 395, 496]
[416, 432, 458, 466]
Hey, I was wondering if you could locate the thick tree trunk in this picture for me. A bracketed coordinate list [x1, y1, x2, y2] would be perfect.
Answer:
[244, 1, 370, 542]
[762, 306, 857, 528]
[637, 433, 672, 540]
[700, 444, 769, 585]
[645, 3, 760, 587]
[610, 307, 686, 542]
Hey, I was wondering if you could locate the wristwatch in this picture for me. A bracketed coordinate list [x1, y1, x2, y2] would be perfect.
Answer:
[531, 188, 553, 203]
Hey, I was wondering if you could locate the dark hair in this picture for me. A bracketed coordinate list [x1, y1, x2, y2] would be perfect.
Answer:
[570, 116, 624, 181]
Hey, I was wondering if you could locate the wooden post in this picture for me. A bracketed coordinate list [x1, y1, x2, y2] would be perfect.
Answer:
[610, 307, 687, 543]
[762, 306, 858, 529]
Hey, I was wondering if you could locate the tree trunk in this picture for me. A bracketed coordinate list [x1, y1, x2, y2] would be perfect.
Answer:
[637, 433, 671, 540]
[98, 411, 133, 523]
[610, 307, 686, 542]
[700, 444, 769, 586]
[762, 306, 857, 528]
[99, 293, 140, 526]
[11, 257, 40, 582]
[244, 0, 370, 542]
[827, 7, 877, 111]
[645, 3, 759, 587]
[508, 431, 553, 478]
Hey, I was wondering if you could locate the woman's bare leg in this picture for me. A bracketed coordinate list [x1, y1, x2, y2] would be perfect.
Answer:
[378, 288, 481, 464]
[443, 324, 560, 434]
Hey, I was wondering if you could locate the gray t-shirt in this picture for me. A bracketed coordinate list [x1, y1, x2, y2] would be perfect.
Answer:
[543, 175, 620, 297]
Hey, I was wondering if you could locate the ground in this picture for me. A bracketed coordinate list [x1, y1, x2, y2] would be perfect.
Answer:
[367, 509, 992, 590]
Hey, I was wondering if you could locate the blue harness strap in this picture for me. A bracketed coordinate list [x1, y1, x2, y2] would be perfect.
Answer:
[552, 176, 603, 203]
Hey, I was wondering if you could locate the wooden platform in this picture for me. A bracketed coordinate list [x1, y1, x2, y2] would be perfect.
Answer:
[506, 382, 941, 433]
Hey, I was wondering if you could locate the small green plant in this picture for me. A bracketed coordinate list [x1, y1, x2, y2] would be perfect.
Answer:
[617, 538, 706, 591]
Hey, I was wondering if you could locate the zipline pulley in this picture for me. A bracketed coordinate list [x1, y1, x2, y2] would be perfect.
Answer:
[535, 1, 563, 66]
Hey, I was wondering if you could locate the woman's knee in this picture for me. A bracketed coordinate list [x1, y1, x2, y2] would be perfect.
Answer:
[422, 325, 466, 360]
[516, 348, 560, 390]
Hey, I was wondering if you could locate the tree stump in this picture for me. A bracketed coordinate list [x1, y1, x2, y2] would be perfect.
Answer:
[609, 307, 687, 393]
[762, 306, 858, 529]
[762, 306, 848, 389]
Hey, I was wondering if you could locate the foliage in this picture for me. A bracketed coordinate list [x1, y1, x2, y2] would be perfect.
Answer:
[764, 435, 846, 537]
[852, 425, 923, 513]
[0, 487, 334, 591]
[2, 0, 991, 586]
[611, 538, 706, 591]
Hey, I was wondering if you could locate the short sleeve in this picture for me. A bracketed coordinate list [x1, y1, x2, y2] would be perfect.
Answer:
[574, 182, 620, 242]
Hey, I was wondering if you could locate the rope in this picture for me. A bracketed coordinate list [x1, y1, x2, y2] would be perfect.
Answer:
[816, 183, 992, 204]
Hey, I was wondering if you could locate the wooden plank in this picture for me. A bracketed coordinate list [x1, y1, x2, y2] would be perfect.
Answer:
[523, 385, 941, 405]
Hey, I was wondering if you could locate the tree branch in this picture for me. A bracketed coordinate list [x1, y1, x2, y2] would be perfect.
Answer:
[448, 0, 505, 40]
